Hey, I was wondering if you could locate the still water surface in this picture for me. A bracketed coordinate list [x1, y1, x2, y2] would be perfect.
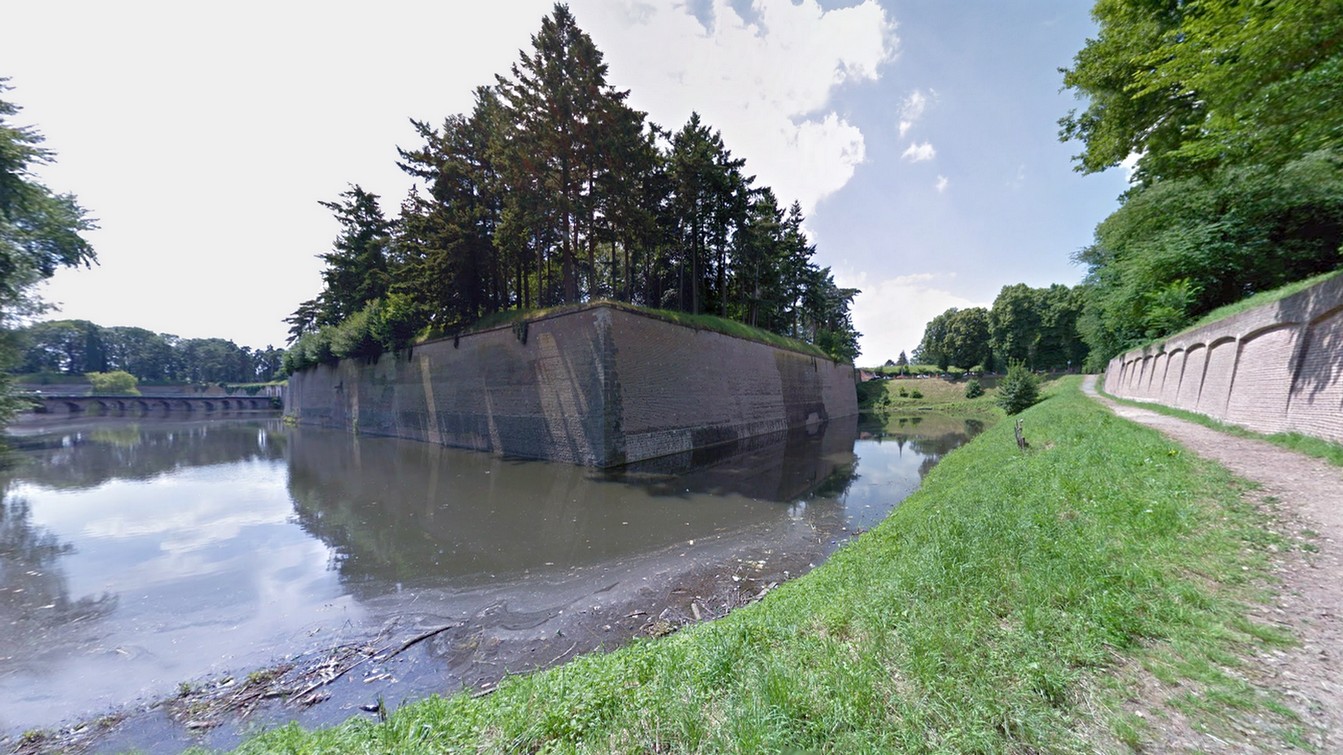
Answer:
[0, 415, 979, 737]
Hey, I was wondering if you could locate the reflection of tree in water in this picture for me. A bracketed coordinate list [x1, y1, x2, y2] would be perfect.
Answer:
[878, 417, 987, 480]
[10, 420, 286, 491]
[0, 485, 117, 673]
[810, 457, 859, 499]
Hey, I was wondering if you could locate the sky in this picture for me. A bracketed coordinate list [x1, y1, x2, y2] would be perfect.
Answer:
[2, 0, 1132, 365]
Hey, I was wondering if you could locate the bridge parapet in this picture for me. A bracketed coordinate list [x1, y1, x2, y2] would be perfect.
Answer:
[22, 394, 281, 418]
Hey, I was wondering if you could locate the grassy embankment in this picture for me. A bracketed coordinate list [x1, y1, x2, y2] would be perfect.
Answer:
[1177, 268, 1342, 336]
[223, 376, 1303, 753]
[441, 301, 832, 360]
[857, 373, 1003, 423]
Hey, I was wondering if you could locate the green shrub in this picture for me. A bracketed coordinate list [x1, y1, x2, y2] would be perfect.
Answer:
[855, 380, 888, 410]
[370, 293, 427, 351]
[996, 361, 1040, 414]
[898, 386, 909, 397]
[330, 306, 382, 362]
[909, 388, 923, 399]
[85, 370, 139, 395]
[964, 379, 984, 399]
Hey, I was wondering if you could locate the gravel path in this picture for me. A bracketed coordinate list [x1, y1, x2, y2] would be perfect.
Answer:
[1083, 376, 1343, 752]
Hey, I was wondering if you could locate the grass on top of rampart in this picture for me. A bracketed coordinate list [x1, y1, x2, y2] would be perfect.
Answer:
[224, 378, 1298, 754]
[438, 300, 834, 361]
[1127, 268, 1343, 356]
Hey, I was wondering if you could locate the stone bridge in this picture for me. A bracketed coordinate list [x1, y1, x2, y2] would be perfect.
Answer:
[27, 394, 280, 417]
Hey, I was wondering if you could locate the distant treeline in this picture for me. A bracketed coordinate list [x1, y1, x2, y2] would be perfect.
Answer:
[11, 319, 284, 384]
[284, 3, 859, 373]
[913, 284, 1087, 373]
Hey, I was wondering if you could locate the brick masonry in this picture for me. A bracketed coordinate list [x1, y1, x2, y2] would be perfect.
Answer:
[1105, 274, 1343, 444]
[285, 304, 859, 467]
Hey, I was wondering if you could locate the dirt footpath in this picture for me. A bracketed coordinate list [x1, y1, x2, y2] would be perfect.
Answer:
[1083, 376, 1343, 752]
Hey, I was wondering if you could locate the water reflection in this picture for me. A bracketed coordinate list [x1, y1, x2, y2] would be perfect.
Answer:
[0, 489, 118, 676]
[287, 416, 858, 593]
[603, 414, 859, 502]
[0, 413, 976, 739]
[6, 419, 287, 488]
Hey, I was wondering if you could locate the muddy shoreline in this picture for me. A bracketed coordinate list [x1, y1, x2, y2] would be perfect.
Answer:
[6, 511, 852, 755]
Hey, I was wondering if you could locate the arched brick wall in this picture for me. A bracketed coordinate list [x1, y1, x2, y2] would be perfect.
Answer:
[1196, 338, 1238, 420]
[1105, 273, 1343, 444]
[1225, 324, 1298, 433]
[1146, 352, 1168, 398]
[1175, 345, 1207, 411]
[1159, 349, 1185, 405]
[1286, 307, 1343, 441]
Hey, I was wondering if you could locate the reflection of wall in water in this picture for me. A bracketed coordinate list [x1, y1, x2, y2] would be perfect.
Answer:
[284, 420, 858, 593]
[604, 413, 858, 503]
[6, 420, 286, 490]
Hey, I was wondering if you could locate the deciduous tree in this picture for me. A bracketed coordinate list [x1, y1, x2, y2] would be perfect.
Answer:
[1, 79, 97, 419]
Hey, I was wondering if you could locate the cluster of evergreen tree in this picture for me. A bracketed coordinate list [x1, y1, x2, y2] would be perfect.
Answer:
[284, 4, 859, 372]
[1061, 0, 1343, 368]
[13, 319, 283, 384]
[913, 284, 1087, 372]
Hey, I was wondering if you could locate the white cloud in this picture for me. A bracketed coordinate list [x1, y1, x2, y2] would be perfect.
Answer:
[10, 0, 899, 348]
[901, 141, 936, 162]
[897, 87, 934, 138]
[833, 270, 987, 365]
[581, 0, 897, 214]
[935, 175, 949, 192]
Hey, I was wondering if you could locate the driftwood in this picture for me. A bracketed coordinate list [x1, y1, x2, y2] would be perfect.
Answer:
[1014, 419, 1029, 451]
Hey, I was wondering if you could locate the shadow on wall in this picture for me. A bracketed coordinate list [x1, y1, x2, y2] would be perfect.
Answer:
[1286, 290, 1343, 404]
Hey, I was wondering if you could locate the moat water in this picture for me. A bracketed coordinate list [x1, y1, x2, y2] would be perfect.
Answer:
[0, 413, 980, 747]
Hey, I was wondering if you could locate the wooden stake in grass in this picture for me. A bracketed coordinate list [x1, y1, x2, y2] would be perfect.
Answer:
[1015, 418, 1029, 451]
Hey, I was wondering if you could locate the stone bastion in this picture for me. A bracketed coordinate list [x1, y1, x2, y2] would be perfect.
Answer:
[285, 303, 859, 467]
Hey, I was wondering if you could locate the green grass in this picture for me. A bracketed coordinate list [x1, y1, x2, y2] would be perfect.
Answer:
[423, 300, 834, 361]
[222, 377, 1297, 754]
[1097, 383, 1343, 468]
[859, 375, 1011, 420]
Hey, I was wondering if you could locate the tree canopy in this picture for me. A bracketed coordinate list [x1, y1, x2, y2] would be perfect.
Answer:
[1, 78, 98, 418]
[914, 284, 1088, 372]
[1061, 0, 1343, 367]
[285, 3, 859, 372]
[13, 319, 283, 384]
[1060, 0, 1343, 183]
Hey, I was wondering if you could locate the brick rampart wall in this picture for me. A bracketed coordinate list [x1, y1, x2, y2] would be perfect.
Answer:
[286, 304, 859, 467]
[1104, 274, 1343, 443]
